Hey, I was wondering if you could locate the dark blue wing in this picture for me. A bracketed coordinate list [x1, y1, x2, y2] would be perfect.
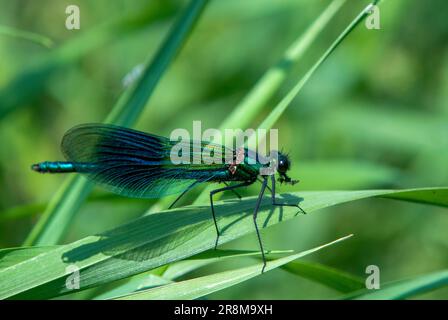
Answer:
[61, 123, 230, 199]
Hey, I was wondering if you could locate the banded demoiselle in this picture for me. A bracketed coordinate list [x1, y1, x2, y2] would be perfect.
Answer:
[32, 124, 304, 272]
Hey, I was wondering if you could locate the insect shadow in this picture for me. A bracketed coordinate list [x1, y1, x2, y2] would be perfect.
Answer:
[61, 193, 304, 264]
[219, 194, 304, 234]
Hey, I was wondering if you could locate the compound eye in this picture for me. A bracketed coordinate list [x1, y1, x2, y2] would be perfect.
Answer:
[278, 160, 287, 173]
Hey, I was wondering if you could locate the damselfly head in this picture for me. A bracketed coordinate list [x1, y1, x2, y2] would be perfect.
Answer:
[276, 152, 299, 185]
[277, 152, 290, 174]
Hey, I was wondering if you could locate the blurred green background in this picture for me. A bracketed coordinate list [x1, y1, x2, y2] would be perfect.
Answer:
[0, 0, 447, 299]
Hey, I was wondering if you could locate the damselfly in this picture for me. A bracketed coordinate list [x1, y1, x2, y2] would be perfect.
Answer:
[32, 124, 305, 272]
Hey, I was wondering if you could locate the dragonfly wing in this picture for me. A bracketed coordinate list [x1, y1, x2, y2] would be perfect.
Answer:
[61, 123, 226, 199]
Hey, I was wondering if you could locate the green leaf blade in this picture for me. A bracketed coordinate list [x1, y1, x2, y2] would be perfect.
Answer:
[115, 235, 353, 300]
[0, 187, 445, 299]
[281, 261, 365, 293]
[350, 270, 448, 300]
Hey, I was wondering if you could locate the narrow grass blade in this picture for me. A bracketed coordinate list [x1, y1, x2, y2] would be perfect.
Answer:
[348, 269, 448, 300]
[0, 193, 144, 222]
[1, 187, 445, 299]
[92, 249, 290, 300]
[0, 3, 177, 119]
[93, 274, 174, 300]
[220, 0, 347, 131]
[381, 188, 448, 208]
[105, 0, 209, 126]
[0, 25, 54, 48]
[23, 0, 210, 246]
[162, 249, 293, 281]
[249, 0, 383, 144]
[280, 260, 364, 293]
[192, 0, 379, 205]
[0, 246, 57, 269]
[115, 235, 353, 300]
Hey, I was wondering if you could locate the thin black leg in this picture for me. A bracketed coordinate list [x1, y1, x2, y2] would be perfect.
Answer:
[270, 175, 306, 214]
[257, 177, 272, 193]
[223, 181, 242, 199]
[253, 176, 268, 273]
[168, 181, 199, 209]
[210, 181, 253, 249]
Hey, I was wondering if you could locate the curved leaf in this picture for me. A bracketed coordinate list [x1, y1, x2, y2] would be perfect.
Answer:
[280, 260, 364, 293]
[349, 270, 448, 300]
[0, 25, 54, 48]
[115, 235, 353, 300]
[93, 249, 291, 300]
[0, 187, 445, 299]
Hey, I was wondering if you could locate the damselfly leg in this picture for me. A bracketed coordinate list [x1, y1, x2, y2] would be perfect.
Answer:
[253, 176, 269, 273]
[270, 175, 306, 215]
[168, 181, 200, 209]
[209, 181, 253, 249]
[251, 176, 306, 273]
[223, 181, 243, 199]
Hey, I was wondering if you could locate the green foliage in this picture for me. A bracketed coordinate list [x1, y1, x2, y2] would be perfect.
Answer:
[115, 236, 352, 300]
[0, 25, 54, 48]
[0, 187, 446, 299]
[348, 270, 448, 300]
[0, 0, 447, 300]
[280, 260, 365, 293]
